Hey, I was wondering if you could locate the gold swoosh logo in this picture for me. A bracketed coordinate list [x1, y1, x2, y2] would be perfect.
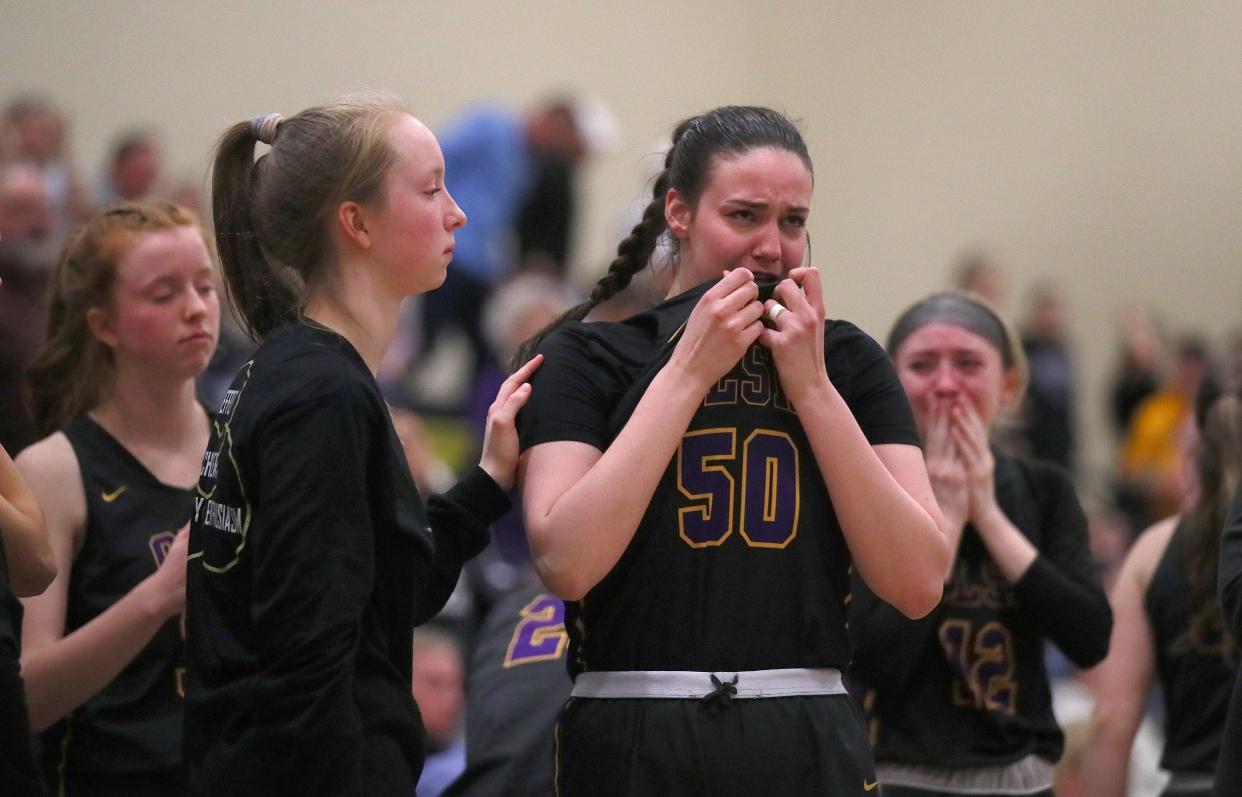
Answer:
[863, 780, 879, 792]
[101, 485, 128, 503]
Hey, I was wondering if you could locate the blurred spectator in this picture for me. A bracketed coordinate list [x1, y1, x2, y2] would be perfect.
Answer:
[443, 586, 571, 797]
[412, 626, 468, 797]
[391, 407, 457, 496]
[1087, 505, 1136, 593]
[1110, 305, 1164, 438]
[482, 272, 581, 375]
[1020, 280, 1077, 472]
[2, 95, 89, 233]
[197, 312, 255, 410]
[472, 272, 579, 567]
[168, 175, 205, 218]
[1223, 329, 1242, 389]
[514, 152, 573, 276]
[411, 96, 617, 412]
[96, 129, 162, 205]
[1118, 335, 1212, 529]
[952, 247, 1008, 311]
[0, 161, 55, 452]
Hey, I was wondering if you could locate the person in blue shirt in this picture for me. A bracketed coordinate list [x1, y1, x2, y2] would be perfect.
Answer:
[415, 99, 613, 409]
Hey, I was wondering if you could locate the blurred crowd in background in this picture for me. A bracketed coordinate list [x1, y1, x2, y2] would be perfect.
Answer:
[2, 89, 1240, 796]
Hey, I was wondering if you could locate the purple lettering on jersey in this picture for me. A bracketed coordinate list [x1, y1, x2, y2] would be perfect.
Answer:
[677, 429, 737, 547]
[939, 618, 1018, 715]
[739, 430, 799, 548]
[505, 594, 569, 667]
[148, 530, 178, 568]
[677, 428, 800, 550]
[705, 375, 740, 406]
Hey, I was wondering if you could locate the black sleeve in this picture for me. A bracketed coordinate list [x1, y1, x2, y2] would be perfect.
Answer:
[418, 466, 511, 624]
[826, 322, 922, 448]
[1220, 481, 1242, 642]
[248, 384, 376, 793]
[1010, 462, 1112, 667]
[848, 573, 943, 691]
[517, 325, 617, 451]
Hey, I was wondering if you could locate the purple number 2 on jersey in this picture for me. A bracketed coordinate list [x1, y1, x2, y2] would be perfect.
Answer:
[504, 594, 569, 667]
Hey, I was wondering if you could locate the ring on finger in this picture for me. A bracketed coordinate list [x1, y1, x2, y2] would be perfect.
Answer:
[766, 303, 786, 322]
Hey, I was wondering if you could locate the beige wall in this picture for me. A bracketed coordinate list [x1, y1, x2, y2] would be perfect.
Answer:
[5, 0, 1241, 484]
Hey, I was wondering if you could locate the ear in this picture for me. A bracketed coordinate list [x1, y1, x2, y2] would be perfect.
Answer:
[664, 187, 692, 241]
[999, 366, 1023, 412]
[86, 306, 119, 349]
[335, 200, 371, 250]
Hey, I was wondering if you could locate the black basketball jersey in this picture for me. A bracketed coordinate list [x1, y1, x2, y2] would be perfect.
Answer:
[1145, 520, 1236, 775]
[444, 585, 571, 797]
[518, 277, 919, 675]
[39, 414, 194, 789]
[850, 454, 1111, 769]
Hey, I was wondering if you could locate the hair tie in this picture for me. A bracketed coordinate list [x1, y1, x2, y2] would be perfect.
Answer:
[250, 113, 284, 146]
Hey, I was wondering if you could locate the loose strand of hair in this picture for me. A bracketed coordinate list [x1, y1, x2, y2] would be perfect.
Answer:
[27, 231, 110, 435]
[1182, 394, 1242, 660]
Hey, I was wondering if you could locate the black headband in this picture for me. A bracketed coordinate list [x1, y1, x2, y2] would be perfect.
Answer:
[887, 293, 1014, 367]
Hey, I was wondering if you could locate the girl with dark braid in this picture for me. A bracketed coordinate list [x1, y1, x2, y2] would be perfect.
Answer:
[514, 106, 949, 796]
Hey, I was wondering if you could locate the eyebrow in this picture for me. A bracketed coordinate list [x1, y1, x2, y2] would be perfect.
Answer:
[906, 348, 989, 359]
[139, 266, 214, 288]
[723, 198, 809, 214]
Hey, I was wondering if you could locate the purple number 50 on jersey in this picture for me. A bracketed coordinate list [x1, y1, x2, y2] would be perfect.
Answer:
[677, 428, 800, 549]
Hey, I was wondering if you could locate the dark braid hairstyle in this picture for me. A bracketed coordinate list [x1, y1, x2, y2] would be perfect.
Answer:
[513, 106, 812, 368]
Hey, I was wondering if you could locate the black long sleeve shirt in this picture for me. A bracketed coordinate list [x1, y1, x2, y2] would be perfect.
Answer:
[185, 322, 508, 796]
[850, 453, 1111, 768]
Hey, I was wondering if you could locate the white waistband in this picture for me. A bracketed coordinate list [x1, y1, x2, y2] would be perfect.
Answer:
[876, 755, 1054, 795]
[570, 668, 845, 699]
[1165, 772, 1214, 792]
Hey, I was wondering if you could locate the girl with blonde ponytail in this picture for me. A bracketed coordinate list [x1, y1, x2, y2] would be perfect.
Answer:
[183, 95, 540, 796]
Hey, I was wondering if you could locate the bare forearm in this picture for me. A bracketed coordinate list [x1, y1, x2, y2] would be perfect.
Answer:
[1082, 707, 1141, 797]
[21, 578, 170, 731]
[0, 449, 56, 596]
[528, 363, 707, 599]
[795, 382, 946, 616]
[939, 520, 967, 582]
[972, 505, 1039, 583]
